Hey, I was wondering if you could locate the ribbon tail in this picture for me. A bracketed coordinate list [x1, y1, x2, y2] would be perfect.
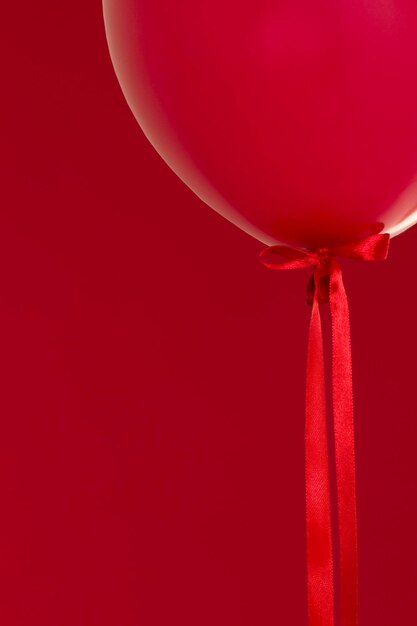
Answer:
[306, 276, 335, 626]
[260, 235, 388, 626]
[329, 260, 358, 626]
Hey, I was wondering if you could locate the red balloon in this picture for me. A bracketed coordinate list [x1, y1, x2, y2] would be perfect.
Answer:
[103, 0, 417, 249]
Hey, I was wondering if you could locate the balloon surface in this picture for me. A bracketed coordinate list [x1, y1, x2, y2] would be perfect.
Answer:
[103, 0, 417, 249]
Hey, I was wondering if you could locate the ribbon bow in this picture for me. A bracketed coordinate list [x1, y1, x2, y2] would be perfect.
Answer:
[260, 233, 390, 626]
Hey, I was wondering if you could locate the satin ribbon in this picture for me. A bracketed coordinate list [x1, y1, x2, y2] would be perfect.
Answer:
[260, 234, 390, 626]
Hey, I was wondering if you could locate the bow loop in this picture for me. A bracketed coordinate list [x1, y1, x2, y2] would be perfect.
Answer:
[260, 233, 390, 273]
[260, 234, 390, 307]
[259, 245, 318, 270]
[330, 233, 390, 261]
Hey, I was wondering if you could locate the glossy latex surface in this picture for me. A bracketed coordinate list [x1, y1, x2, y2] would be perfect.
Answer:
[103, 0, 417, 248]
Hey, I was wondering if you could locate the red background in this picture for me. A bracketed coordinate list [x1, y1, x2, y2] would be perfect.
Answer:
[1, 2, 416, 624]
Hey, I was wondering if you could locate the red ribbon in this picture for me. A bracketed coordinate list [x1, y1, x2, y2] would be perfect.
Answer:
[260, 234, 390, 626]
